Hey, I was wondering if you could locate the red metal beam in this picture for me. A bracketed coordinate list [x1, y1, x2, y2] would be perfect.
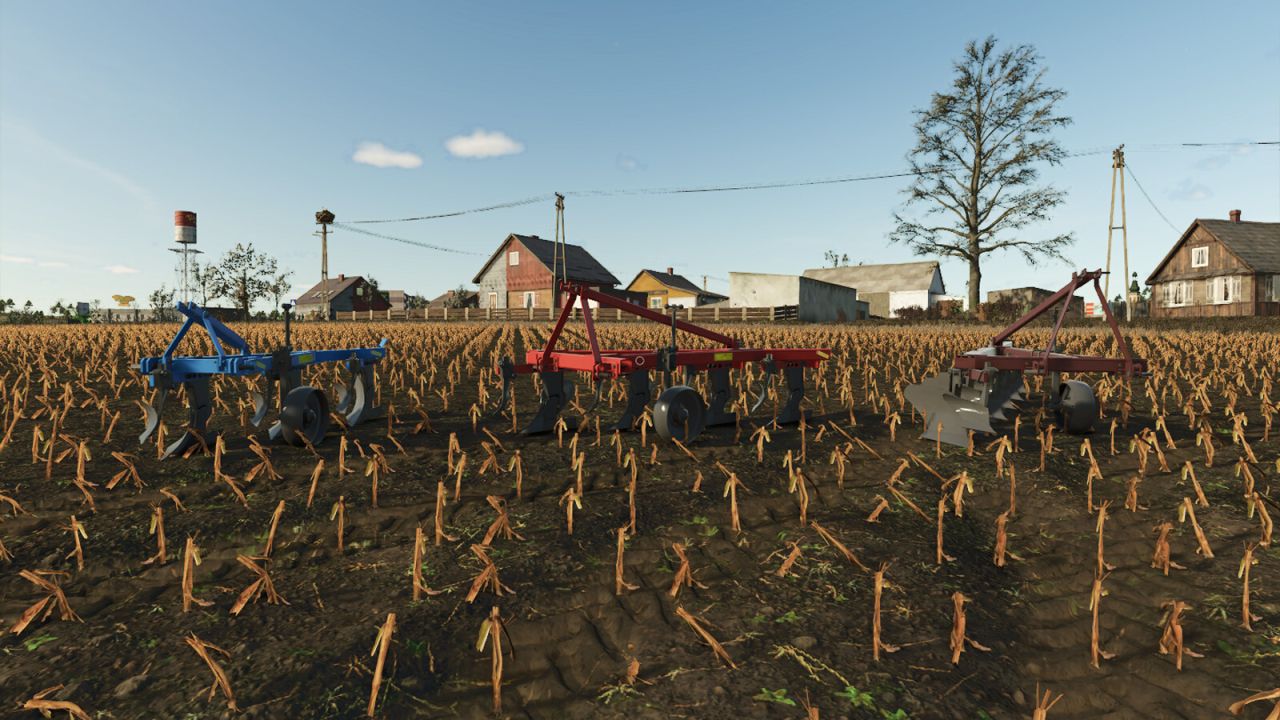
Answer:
[567, 282, 740, 348]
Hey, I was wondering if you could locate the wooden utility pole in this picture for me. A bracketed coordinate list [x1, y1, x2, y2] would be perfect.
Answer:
[315, 209, 335, 320]
[1103, 146, 1130, 321]
[553, 194, 566, 308]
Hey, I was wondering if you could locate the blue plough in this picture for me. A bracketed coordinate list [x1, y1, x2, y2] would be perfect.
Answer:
[137, 302, 389, 458]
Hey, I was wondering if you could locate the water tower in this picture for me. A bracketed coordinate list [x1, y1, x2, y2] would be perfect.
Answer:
[169, 211, 203, 303]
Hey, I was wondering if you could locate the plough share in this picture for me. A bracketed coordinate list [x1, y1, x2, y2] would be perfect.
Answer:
[496, 282, 831, 442]
[137, 302, 388, 458]
[905, 269, 1148, 446]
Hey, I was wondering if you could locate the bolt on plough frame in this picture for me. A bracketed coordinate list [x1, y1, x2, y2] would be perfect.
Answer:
[905, 269, 1149, 446]
[496, 281, 831, 442]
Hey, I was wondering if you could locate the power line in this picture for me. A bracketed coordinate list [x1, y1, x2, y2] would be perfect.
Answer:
[1124, 163, 1179, 232]
[338, 141, 1273, 225]
[330, 222, 481, 256]
[346, 195, 553, 224]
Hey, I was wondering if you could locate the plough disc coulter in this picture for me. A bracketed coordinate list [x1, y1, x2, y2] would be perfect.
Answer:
[496, 282, 830, 443]
[137, 302, 388, 458]
[906, 269, 1148, 446]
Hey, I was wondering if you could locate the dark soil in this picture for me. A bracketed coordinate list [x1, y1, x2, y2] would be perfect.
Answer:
[1, 321, 1277, 719]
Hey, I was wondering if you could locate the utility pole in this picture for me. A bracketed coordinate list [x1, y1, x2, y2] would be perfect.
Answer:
[1103, 146, 1130, 321]
[315, 209, 335, 320]
[553, 193, 566, 309]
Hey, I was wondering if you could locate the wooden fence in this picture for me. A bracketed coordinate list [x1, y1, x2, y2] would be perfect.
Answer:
[331, 305, 799, 323]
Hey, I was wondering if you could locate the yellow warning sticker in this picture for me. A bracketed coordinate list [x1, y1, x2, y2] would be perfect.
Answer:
[817, 350, 830, 359]
[714, 352, 733, 362]
[296, 353, 314, 365]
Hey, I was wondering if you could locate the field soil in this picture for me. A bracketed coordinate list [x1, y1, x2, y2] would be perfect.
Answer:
[1, 321, 1277, 719]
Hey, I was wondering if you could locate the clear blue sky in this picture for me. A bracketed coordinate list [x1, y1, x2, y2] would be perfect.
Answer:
[2, 1, 1277, 311]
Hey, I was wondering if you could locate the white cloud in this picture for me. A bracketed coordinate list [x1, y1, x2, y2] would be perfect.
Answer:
[616, 153, 646, 172]
[105, 264, 139, 274]
[1, 254, 34, 264]
[3, 120, 159, 212]
[1168, 179, 1212, 202]
[444, 129, 524, 158]
[38, 261, 69, 268]
[352, 142, 423, 169]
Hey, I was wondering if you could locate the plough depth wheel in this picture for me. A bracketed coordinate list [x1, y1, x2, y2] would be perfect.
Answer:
[279, 386, 330, 446]
[653, 385, 706, 443]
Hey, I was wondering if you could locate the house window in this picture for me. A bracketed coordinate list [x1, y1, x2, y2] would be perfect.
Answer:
[649, 297, 663, 309]
[1268, 275, 1280, 302]
[523, 291, 536, 308]
[509, 251, 519, 266]
[488, 292, 497, 308]
[1161, 280, 1194, 307]
[1191, 246, 1209, 268]
[355, 287, 364, 296]
[1209, 276, 1242, 304]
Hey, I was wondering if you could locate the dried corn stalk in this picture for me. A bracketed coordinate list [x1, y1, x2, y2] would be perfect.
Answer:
[1179, 497, 1215, 558]
[230, 554, 288, 614]
[480, 495, 525, 546]
[306, 458, 325, 508]
[412, 526, 442, 600]
[21, 686, 91, 720]
[1226, 688, 1280, 718]
[367, 613, 395, 717]
[1032, 685, 1063, 719]
[143, 504, 167, 566]
[476, 606, 511, 715]
[674, 606, 736, 668]
[1158, 600, 1202, 670]
[872, 563, 898, 661]
[185, 633, 238, 710]
[615, 527, 639, 595]
[182, 537, 212, 612]
[1239, 543, 1260, 631]
[1089, 572, 1115, 668]
[466, 544, 513, 602]
[809, 521, 869, 572]
[9, 569, 80, 634]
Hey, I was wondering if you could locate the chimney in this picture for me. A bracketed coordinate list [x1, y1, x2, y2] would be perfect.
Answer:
[338, 273, 345, 282]
[666, 266, 673, 275]
[1229, 209, 1242, 223]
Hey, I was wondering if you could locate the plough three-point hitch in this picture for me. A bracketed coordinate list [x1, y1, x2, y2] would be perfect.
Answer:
[496, 282, 830, 442]
[137, 302, 389, 458]
[905, 269, 1148, 446]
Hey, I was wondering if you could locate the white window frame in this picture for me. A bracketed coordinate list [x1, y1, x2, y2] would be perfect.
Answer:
[509, 251, 520, 266]
[1161, 280, 1194, 307]
[1268, 275, 1280, 302]
[488, 292, 498, 308]
[1190, 246, 1209, 268]
[649, 297, 663, 309]
[523, 291, 536, 308]
[1209, 276, 1242, 305]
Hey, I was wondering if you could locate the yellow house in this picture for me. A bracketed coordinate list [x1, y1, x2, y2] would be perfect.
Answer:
[625, 268, 728, 309]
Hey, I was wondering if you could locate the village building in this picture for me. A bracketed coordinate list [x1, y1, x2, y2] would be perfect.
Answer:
[294, 274, 390, 319]
[802, 261, 947, 318]
[624, 268, 728, 309]
[728, 272, 868, 322]
[1145, 211, 1280, 318]
[986, 286, 1085, 319]
[472, 234, 621, 309]
[426, 288, 479, 309]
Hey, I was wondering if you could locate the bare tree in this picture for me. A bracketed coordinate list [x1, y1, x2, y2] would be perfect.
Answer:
[891, 36, 1073, 309]
[823, 250, 849, 268]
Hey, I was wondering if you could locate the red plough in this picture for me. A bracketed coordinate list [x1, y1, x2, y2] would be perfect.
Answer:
[496, 282, 831, 442]
[905, 269, 1148, 446]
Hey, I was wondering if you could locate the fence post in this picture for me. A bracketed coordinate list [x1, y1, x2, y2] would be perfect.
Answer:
[742, 307, 747, 321]
[443, 307, 448, 321]
[769, 306, 776, 321]
[465, 307, 470, 320]
[486, 307, 491, 320]
[714, 307, 720, 321]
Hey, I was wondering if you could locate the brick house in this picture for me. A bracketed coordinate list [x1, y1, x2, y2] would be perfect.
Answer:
[472, 234, 620, 309]
[1145, 211, 1280, 318]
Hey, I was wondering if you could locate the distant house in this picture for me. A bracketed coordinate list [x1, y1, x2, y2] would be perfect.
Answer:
[427, 289, 479, 309]
[472, 234, 620, 309]
[625, 268, 728, 309]
[728, 272, 868, 322]
[986, 287, 1085, 319]
[1145, 211, 1280, 318]
[802, 261, 946, 318]
[385, 290, 407, 312]
[294, 274, 390, 319]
